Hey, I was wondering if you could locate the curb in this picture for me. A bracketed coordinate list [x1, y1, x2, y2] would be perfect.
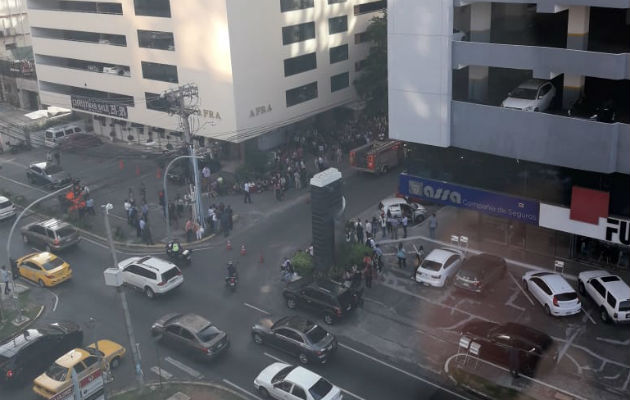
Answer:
[110, 380, 248, 400]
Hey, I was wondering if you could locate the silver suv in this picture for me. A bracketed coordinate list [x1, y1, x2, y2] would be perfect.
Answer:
[118, 256, 183, 299]
[21, 219, 80, 252]
[578, 270, 630, 324]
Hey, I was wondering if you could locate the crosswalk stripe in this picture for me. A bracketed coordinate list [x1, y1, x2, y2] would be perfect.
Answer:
[150, 366, 173, 379]
[164, 356, 202, 379]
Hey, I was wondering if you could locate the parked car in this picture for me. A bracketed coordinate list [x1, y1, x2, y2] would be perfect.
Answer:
[86, 340, 126, 370]
[44, 123, 84, 148]
[282, 278, 362, 325]
[33, 347, 103, 399]
[16, 252, 72, 288]
[454, 253, 506, 294]
[0, 322, 83, 386]
[151, 313, 229, 361]
[459, 321, 556, 376]
[253, 362, 342, 400]
[578, 270, 630, 323]
[58, 133, 103, 151]
[26, 162, 72, 189]
[501, 79, 556, 112]
[0, 195, 16, 221]
[118, 256, 183, 299]
[522, 271, 581, 317]
[414, 248, 463, 287]
[378, 197, 427, 224]
[251, 316, 337, 365]
[568, 96, 616, 123]
[21, 219, 81, 252]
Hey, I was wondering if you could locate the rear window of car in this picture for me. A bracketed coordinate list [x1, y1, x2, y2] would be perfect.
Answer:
[619, 300, 630, 312]
[197, 325, 221, 342]
[556, 292, 578, 301]
[421, 260, 443, 271]
[161, 267, 180, 282]
[309, 378, 333, 400]
[41, 258, 64, 271]
[305, 325, 327, 343]
[0, 200, 12, 208]
[44, 165, 63, 174]
[56, 226, 76, 237]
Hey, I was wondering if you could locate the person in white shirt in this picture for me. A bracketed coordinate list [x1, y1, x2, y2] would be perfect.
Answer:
[243, 182, 252, 204]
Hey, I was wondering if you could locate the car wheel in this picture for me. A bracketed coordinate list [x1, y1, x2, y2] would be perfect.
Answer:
[22, 235, 29, 244]
[286, 297, 296, 309]
[144, 287, 155, 299]
[323, 313, 334, 325]
[38, 279, 45, 288]
[258, 387, 270, 398]
[109, 356, 120, 369]
[252, 333, 263, 345]
[578, 281, 585, 295]
[600, 307, 610, 323]
[544, 304, 552, 316]
[298, 353, 309, 365]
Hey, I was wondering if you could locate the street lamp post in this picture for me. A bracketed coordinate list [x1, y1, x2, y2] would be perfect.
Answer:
[5, 184, 72, 323]
[102, 203, 144, 392]
[163, 155, 202, 240]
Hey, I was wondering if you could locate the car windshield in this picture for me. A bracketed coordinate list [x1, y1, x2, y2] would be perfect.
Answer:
[44, 165, 63, 174]
[509, 87, 537, 100]
[41, 258, 65, 271]
[0, 200, 11, 208]
[421, 260, 443, 272]
[271, 366, 295, 384]
[197, 325, 221, 342]
[45, 362, 68, 382]
[619, 300, 630, 312]
[309, 378, 333, 400]
[57, 227, 76, 237]
[305, 325, 328, 343]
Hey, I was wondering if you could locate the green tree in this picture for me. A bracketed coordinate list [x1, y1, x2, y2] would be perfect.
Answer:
[353, 12, 387, 115]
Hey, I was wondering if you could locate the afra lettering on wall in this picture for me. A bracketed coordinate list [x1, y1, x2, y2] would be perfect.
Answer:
[250, 104, 272, 118]
[605, 218, 630, 246]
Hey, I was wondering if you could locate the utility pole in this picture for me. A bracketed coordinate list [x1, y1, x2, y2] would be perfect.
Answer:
[161, 84, 204, 228]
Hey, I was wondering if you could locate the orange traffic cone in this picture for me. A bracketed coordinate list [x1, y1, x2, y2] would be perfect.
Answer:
[240, 244, 246, 256]
[119, 160, 124, 170]
[259, 253, 264, 264]
[226, 240, 232, 250]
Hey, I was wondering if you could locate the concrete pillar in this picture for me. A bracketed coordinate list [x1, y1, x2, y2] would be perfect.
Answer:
[563, 74, 585, 109]
[470, 2, 491, 42]
[468, 65, 489, 103]
[567, 6, 589, 50]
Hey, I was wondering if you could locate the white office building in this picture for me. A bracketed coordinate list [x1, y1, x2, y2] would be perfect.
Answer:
[26, 0, 385, 150]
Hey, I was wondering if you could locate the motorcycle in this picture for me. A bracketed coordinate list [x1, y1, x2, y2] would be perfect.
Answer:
[225, 273, 238, 292]
[165, 242, 192, 266]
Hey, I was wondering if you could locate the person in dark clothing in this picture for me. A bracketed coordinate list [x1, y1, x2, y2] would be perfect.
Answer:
[355, 220, 364, 244]
[226, 205, 233, 230]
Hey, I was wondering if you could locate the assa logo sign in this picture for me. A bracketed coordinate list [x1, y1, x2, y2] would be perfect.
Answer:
[408, 180, 462, 204]
[605, 218, 630, 246]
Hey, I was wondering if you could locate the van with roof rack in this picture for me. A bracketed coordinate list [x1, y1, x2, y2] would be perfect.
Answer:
[578, 270, 630, 324]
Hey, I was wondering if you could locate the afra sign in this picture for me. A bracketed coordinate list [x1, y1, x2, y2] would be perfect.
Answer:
[606, 218, 630, 245]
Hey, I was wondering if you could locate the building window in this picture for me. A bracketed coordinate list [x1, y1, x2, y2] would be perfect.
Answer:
[35, 54, 130, 76]
[280, 0, 314, 12]
[354, 59, 367, 71]
[282, 22, 316, 45]
[329, 44, 348, 64]
[284, 52, 317, 77]
[331, 72, 349, 92]
[286, 81, 318, 107]
[141, 61, 178, 83]
[329, 16, 348, 34]
[354, 0, 386, 15]
[31, 27, 127, 46]
[354, 31, 369, 44]
[134, 0, 171, 18]
[138, 30, 175, 51]
[145, 92, 170, 113]
[328, 0, 347, 4]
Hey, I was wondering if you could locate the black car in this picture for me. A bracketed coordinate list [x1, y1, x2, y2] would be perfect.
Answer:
[0, 321, 83, 386]
[459, 321, 556, 376]
[568, 96, 616, 123]
[251, 316, 337, 365]
[282, 278, 362, 325]
[151, 313, 229, 361]
[454, 253, 506, 294]
[26, 162, 72, 189]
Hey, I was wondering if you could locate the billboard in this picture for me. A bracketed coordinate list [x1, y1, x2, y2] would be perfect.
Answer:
[71, 96, 128, 119]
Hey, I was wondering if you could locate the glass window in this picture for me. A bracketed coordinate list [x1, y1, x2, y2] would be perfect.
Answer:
[329, 16, 348, 34]
[286, 81, 318, 107]
[329, 44, 348, 64]
[292, 385, 307, 400]
[73, 362, 85, 374]
[607, 293, 617, 308]
[134, 0, 171, 17]
[165, 325, 180, 335]
[41, 258, 64, 271]
[331, 72, 349, 92]
[275, 381, 292, 393]
[532, 278, 552, 295]
[138, 30, 175, 50]
[354, 32, 368, 44]
[45, 363, 68, 381]
[328, 0, 347, 4]
[309, 378, 333, 400]
[146, 92, 171, 113]
[591, 280, 606, 297]
[83, 356, 98, 368]
[284, 52, 317, 77]
[180, 329, 195, 341]
[141, 61, 178, 83]
[282, 22, 316, 45]
[354, 1, 386, 15]
[280, 0, 313, 12]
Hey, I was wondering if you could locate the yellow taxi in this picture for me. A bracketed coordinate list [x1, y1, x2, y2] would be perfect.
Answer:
[87, 340, 126, 370]
[17, 252, 72, 287]
[33, 348, 103, 399]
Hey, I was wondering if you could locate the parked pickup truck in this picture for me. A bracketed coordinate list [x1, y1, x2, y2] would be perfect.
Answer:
[282, 277, 363, 325]
[349, 140, 402, 174]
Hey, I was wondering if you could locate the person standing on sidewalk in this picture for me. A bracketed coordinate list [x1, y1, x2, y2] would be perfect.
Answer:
[1, 265, 10, 295]
[202, 165, 211, 192]
[141, 202, 149, 223]
[402, 215, 408, 238]
[364, 219, 372, 241]
[138, 218, 145, 239]
[85, 196, 95, 216]
[379, 214, 387, 239]
[158, 190, 166, 218]
[355, 219, 364, 244]
[428, 213, 438, 239]
[243, 182, 252, 204]
[168, 201, 178, 228]
[363, 260, 373, 289]
[391, 216, 399, 240]
[53, 149, 61, 166]
[397, 243, 407, 269]
[185, 218, 193, 242]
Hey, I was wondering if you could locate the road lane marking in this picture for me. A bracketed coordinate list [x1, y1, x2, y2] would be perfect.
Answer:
[51, 290, 59, 311]
[244, 303, 270, 315]
[339, 343, 472, 400]
[505, 290, 525, 312]
[263, 352, 286, 364]
[80, 236, 112, 250]
[582, 309, 597, 325]
[223, 379, 263, 400]
[558, 328, 583, 363]
[0, 175, 48, 194]
[164, 356, 202, 379]
[150, 366, 172, 379]
[596, 337, 629, 346]
[508, 272, 534, 305]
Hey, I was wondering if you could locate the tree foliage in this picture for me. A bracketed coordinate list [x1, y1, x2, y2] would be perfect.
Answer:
[353, 12, 387, 115]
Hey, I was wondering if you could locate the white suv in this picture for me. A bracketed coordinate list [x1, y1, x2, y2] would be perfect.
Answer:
[501, 79, 556, 112]
[118, 256, 183, 299]
[578, 270, 630, 324]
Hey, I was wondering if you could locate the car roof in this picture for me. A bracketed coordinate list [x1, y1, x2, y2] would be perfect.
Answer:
[426, 248, 460, 263]
[174, 313, 211, 333]
[601, 279, 630, 300]
[519, 79, 547, 89]
[460, 253, 504, 273]
[314, 279, 347, 296]
[38, 219, 71, 230]
[56, 348, 90, 368]
[0, 329, 44, 358]
[27, 252, 58, 264]
[281, 316, 317, 333]
[137, 256, 178, 272]
[534, 272, 574, 293]
[380, 197, 408, 208]
[286, 365, 322, 388]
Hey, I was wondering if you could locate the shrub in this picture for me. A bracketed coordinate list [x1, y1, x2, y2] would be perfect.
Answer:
[292, 251, 313, 277]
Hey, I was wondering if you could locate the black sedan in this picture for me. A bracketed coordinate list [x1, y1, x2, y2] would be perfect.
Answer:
[459, 321, 556, 376]
[151, 313, 229, 361]
[454, 253, 506, 294]
[251, 316, 337, 364]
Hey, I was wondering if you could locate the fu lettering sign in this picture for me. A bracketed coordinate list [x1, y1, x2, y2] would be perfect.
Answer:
[71, 96, 128, 119]
[605, 217, 630, 246]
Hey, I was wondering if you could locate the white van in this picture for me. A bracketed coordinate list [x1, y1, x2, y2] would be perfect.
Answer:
[44, 124, 84, 148]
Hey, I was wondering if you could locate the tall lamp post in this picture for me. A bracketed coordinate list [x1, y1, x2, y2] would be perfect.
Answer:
[101, 203, 144, 392]
[163, 155, 202, 240]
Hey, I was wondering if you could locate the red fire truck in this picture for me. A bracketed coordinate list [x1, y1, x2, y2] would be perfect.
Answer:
[349, 140, 402, 174]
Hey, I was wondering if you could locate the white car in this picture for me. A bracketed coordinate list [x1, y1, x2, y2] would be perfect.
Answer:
[379, 197, 427, 224]
[254, 362, 342, 400]
[501, 79, 556, 112]
[522, 271, 581, 317]
[414, 248, 463, 287]
[118, 256, 183, 299]
[578, 270, 630, 324]
[0, 196, 16, 220]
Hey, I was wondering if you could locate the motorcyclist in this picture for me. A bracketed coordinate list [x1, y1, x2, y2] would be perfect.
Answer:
[226, 261, 238, 278]
[167, 240, 181, 255]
